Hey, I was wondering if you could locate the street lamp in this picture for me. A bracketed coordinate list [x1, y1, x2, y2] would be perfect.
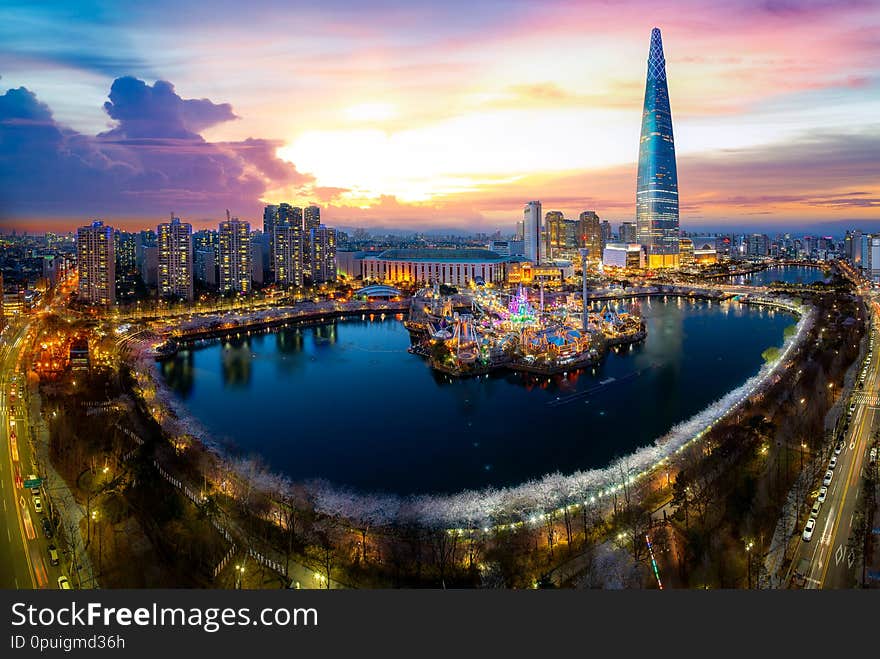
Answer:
[235, 563, 245, 589]
[745, 540, 754, 588]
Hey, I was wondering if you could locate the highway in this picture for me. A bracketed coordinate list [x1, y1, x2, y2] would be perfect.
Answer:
[0, 320, 66, 589]
[789, 276, 878, 588]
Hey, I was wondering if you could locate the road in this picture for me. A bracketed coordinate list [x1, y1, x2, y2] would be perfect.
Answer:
[0, 320, 66, 589]
[789, 281, 878, 588]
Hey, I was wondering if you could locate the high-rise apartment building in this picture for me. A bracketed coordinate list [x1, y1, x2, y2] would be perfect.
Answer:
[157, 216, 193, 300]
[636, 28, 680, 268]
[218, 215, 251, 293]
[77, 220, 115, 305]
[194, 248, 217, 287]
[274, 223, 303, 288]
[115, 231, 137, 273]
[310, 225, 337, 283]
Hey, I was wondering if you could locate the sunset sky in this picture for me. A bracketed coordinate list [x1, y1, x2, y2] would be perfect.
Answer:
[1, 0, 879, 233]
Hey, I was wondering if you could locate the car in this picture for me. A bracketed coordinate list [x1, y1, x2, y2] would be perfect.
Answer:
[57, 576, 71, 590]
[823, 470, 834, 487]
[33, 496, 42, 513]
[835, 441, 844, 455]
[41, 517, 53, 539]
[818, 486, 828, 503]
[810, 500, 821, 518]
[802, 518, 816, 542]
[848, 403, 857, 415]
[47, 544, 59, 566]
[870, 447, 877, 464]
[829, 456, 837, 470]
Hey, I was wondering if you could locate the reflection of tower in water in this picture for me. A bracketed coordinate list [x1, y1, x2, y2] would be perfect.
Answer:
[221, 337, 252, 387]
[160, 349, 195, 398]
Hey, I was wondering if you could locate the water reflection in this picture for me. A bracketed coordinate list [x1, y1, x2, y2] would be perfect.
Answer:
[221, 338, 252, 387]
[159, 349, 194, 399]
[158, 303, 794, 493]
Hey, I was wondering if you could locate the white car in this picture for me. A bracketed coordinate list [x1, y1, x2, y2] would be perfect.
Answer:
[802, 518, 816, 542]
[810, 500, 821, 518]
[33, 496, 42, 513]
[835, 441, 844, 455]
[817, 486, 828, 503]
[823, 470, 833, 487]
[829, 456, 837, 470]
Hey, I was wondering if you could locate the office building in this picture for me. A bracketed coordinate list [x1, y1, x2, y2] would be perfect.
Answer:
[619, 222, 637, 244]
[523, 201, 543, 264]
[578, 211, 603, 263]
[544, 211, 566, 259]
[745, 234, 769, 258]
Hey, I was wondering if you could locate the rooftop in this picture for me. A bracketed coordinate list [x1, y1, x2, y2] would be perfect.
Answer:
[370, 248, 506, 263]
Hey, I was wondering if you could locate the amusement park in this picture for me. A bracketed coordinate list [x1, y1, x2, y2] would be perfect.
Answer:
[405, 282, 646, 376]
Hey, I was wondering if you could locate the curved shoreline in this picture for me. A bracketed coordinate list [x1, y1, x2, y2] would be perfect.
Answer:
[131, 293, 813, 530]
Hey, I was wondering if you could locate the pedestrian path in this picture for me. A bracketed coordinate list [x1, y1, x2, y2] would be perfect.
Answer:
[29, 388, 97, 589]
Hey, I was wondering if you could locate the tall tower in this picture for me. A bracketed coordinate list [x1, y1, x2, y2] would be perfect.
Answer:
[523, 201, 543, 264]
[636, 27, 679, 268]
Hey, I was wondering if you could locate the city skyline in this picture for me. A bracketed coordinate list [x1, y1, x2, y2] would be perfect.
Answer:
[0, 1, 879, 233]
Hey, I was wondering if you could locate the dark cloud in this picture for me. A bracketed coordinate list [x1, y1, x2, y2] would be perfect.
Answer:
[0, 77, 312, 221]
[101, 77, 238, 139]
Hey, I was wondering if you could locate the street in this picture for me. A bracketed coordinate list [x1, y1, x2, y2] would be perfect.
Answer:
[0, 320, 67, 589]
[789, 283, 878, 588]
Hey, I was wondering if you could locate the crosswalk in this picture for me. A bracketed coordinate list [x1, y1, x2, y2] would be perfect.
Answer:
[850, 391, 880, 407]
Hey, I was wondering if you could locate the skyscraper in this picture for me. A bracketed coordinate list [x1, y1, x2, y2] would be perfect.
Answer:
[77, 220, 115, 305]
[523, 201, 542, 264]
[636, 27, 680, 268]
[218, 214, 251, 293]
[157, 216, 194, 300]
[578, 211, 603, 263]
[544, 211, 566, 259]
[619, 221, 637, 244]
[601, 220, 612, 246]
